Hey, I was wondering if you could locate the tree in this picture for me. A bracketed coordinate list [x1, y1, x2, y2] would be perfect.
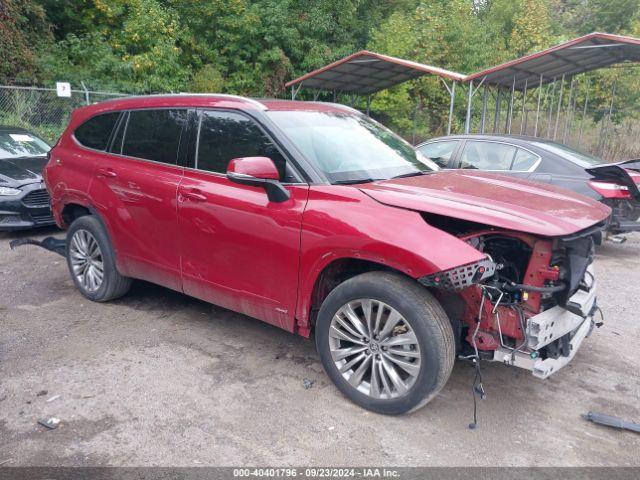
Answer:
[509, 0, 553, 56]
[558, 0, 640, 35]
[367, 0, 506, 136]
[0, 0, 50, 83]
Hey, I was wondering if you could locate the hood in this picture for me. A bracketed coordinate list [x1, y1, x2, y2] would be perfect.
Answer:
[358, 170, 611, 237]
[0, 156, 46, 187]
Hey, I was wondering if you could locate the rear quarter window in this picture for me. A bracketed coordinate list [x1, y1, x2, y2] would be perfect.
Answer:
[417, 140, 459, 168]
[74, 112, 120, 151]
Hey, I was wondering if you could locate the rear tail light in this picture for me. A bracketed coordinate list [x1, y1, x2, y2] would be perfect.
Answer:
[588, 180, 632, 199]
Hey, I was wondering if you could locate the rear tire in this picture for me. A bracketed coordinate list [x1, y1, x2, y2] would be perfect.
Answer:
[66, 215, 131, 302]
[315, 271, 455, 415]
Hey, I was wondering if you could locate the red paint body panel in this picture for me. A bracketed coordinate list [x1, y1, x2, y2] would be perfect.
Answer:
[177, 170, 308, 330]
[46, 134, 101, 225]
[87, 156, 183, 291]
[359, 171, 611, 237]
[294, 186, 486, 329]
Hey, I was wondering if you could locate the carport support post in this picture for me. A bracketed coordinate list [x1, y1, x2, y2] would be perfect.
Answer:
[520, 79, 528, 135]
[480, 85, 488, 134]
[412, 103, 418, 144]
[494, 89, 502, 133]
[291, 84, 302, 100]
[563, 77, 575, 144]
[577, 79, 590, 146]
[547, 78, 557, 138]
[441, 79, 456, 135]
[534, 75, 543, 137]
[553, 74, 565, 140]
[507, 76, 515, 134]
[366, 95, 371, 116]
[600, 81, 616, 157]
[465, 80, 473, 134]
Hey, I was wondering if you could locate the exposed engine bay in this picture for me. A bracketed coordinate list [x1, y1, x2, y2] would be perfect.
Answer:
[421, 228, 599, 379]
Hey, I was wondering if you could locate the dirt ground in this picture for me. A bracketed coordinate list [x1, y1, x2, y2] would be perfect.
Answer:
[0, 226, 639, 467]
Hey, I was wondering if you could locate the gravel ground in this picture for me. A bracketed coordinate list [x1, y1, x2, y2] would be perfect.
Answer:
[0, 227, 639, 467]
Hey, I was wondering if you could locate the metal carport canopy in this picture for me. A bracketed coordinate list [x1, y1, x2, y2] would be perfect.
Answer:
[285, 50, 465, 95]
[466, 32, 640, 89]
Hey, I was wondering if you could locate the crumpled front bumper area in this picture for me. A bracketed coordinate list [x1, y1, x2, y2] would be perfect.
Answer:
[491, 265, 597, 379]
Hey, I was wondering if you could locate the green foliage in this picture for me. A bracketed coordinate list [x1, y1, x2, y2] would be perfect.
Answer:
[368, 0, 507, 135]
[4, 0, 640, 142]
[0, 0, 50, 83]
[556, 0, 640, 35]
[508, 0, 553, 56]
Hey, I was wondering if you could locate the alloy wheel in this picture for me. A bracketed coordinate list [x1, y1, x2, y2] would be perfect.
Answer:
[328, 299, 421, 399]
[69, 229, 104, 293]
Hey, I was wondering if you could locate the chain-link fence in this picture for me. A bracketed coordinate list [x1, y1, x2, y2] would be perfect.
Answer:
[2, 84, 639, 162]
[0, 85, 127, 144]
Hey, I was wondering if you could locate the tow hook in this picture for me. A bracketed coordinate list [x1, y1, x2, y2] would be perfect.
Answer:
[9, 236, 66, 257]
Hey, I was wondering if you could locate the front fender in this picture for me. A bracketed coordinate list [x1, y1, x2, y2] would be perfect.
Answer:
[295, 186, 485, 325]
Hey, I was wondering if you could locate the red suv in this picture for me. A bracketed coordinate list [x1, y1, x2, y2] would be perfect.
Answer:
[45, 95, 610, 414]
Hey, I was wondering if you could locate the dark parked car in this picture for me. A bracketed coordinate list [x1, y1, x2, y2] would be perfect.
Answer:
[41, 95, 609, 414]
[0, 126, 55, 230]
[417, 135, 640, 237]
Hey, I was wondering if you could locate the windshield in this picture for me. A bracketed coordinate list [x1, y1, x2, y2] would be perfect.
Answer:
[266, 110, 438, 183]
[531, 140, 602, 168]
[0, 131, 50, 159]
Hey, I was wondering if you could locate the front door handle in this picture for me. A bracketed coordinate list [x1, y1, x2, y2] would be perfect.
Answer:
[180, 189, 207, 202]
[97, 168, 117, 178]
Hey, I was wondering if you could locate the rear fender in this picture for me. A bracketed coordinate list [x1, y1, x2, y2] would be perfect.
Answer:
[54, 196, 129, 276]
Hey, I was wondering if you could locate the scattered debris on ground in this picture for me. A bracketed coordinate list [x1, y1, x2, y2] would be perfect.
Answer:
[37, 417, 61, 430]
[46, 395, 60, 403]
[583, 411, 640, 433]
[302, 378, 315, 389]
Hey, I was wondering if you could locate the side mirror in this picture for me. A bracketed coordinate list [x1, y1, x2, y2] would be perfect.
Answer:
[226, 156, 290, 203]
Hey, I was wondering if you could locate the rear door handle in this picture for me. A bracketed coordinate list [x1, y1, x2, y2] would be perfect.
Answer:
[180, 188, 207, 202]
[97, 168, 117, 178]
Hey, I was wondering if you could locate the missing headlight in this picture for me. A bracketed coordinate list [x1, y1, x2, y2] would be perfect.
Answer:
[418, 257, 496, 291]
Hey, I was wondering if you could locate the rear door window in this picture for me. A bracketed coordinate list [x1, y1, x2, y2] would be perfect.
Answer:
[196, 110, 289, 179]
[460, 141, 516, 171]
[122, 109, 188, 165]
[417, 141, 459, 168]
[74, 112, 120, 151]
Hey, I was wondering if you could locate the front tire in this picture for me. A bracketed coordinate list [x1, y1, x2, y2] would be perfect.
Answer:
[66, 215, 132, 302]
[315, 271, 455, 415]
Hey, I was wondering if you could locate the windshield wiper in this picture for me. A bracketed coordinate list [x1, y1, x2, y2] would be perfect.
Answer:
[389, 171, 429, 180]
[332, 178, 384, 185]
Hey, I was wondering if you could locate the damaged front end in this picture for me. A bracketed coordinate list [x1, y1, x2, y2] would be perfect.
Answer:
[420, 227, 600, 379]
